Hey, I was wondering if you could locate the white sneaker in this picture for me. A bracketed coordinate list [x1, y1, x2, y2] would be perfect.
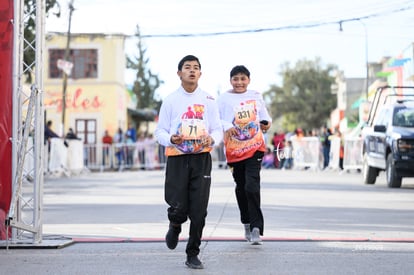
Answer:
[250, 227, 262, 245]
[243, 224, 251, 241]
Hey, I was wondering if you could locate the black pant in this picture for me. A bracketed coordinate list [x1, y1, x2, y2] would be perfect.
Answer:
[164, 152, 212, 256]
[228, 151, 264, 235]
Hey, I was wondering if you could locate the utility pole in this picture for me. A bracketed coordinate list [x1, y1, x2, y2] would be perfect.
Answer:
[61, 0, 75, 137]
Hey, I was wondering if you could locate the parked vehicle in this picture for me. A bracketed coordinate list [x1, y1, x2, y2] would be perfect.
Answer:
[361, 86, 414, 188]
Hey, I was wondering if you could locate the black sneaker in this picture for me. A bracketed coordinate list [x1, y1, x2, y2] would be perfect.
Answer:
[185, 255, 204, 269]
[165, 223, 181, 250]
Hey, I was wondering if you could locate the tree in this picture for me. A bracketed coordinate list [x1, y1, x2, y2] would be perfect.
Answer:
[24, 0, 60, 83]
[127, 25, 163, 112]
[263, 58, 336, 131]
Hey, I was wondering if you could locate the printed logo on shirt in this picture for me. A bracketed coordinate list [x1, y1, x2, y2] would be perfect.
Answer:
[224, 99, 265, 162]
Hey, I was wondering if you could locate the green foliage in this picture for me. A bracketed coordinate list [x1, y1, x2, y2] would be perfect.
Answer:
[263, 58, 336, 132]
[24, 0, 59, 83]
[127, 25, 163, 112]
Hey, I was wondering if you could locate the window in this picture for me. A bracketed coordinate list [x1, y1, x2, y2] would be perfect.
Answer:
[393, 107, 414, 127]
[75, 119, 96, 144]
[49, 49, 98, 79]
[76, 119, 97, 166]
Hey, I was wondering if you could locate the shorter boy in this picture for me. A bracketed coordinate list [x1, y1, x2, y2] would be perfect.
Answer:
[218, 65, 272, 245]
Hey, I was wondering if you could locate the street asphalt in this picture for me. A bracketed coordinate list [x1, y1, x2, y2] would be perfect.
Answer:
[1, 168, 414, 274]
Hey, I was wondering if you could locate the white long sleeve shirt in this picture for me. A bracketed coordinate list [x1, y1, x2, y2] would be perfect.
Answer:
[155, 86, 223, 156]
[218, 89, 272, 163]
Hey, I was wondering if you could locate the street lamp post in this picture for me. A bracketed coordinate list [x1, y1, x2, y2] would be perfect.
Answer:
[358, 19, 369, 100]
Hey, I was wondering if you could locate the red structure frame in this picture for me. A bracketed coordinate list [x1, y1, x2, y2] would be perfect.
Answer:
[0, 0, 13, 239]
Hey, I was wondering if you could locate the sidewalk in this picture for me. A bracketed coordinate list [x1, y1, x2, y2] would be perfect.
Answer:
[2, 169, 414, 274]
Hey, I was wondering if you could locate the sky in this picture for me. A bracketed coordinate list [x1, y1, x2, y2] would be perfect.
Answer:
[45, 0, 414, 99]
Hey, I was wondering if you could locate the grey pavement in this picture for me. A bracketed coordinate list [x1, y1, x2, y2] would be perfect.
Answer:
[2, 168, 414, 274]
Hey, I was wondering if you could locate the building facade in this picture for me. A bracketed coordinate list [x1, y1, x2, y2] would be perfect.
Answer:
[43, 32, 130, 144]
[374, 43, 414, 89]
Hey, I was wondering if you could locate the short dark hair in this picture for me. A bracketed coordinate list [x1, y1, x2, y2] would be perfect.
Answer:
[230, 65, 250, 78]
[178, 55, 201, 71]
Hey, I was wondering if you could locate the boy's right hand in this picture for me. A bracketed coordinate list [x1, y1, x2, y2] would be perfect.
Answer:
[170, 134, 184, 145]
[225, 127, 238, 139]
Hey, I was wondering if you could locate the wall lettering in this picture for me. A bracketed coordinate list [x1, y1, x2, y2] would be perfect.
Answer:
[45, 87, 104, 112]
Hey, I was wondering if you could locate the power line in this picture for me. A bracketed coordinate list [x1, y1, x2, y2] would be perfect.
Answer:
[140, 5, 414, 38]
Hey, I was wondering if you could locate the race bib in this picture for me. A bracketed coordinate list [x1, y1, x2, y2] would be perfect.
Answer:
[234, 103, 255, 125]
[181, 119, 207, 140]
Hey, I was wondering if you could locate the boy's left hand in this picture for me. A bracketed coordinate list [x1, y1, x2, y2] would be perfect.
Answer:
[260, 121, 271, 133]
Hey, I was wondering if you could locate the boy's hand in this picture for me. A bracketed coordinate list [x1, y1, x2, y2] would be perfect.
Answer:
[260, 121, 271, 133]
[225, 127, 238, 139]
[170, 134, 184, 145]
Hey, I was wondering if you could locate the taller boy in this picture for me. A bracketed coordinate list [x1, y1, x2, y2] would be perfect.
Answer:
[155, 55, 223, 269]
[218, 65, 272, 245]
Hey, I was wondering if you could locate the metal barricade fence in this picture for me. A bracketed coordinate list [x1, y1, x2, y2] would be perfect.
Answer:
[343, 136, 363, 171]
[84, 142, 227, 171]
[290, 136, 321, 170]
[83, 141, 166, 171]
[328, 136, 341, 170]
[46, 138, 85, 176]
[43, 138, 361, 174]
[34, 136, 364, 176]
[44, 141, 228, 174]
[66, 139, 84, 174]
[44, 141, 223, 174]
[48, 138, 68, 175]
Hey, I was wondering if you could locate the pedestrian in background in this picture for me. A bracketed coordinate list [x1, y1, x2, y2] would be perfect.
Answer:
[44, 120, 61, 171]
[282, 140, 293, 169]
[217, 65, 272, 245]
[271, 130, 285, 168]
[44, 120, 59, 145]
[136, 132, 146, 169]
[113, 127, 125, 168]
[125, 133, 134, 168]
[262, 147, 275, 169]
[154, 55, 223, 270]
[102, 130, 113, 168]
[65, 128, 80, 140]
[321, 126, 332, 169]
[126, 123, 137, 142]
